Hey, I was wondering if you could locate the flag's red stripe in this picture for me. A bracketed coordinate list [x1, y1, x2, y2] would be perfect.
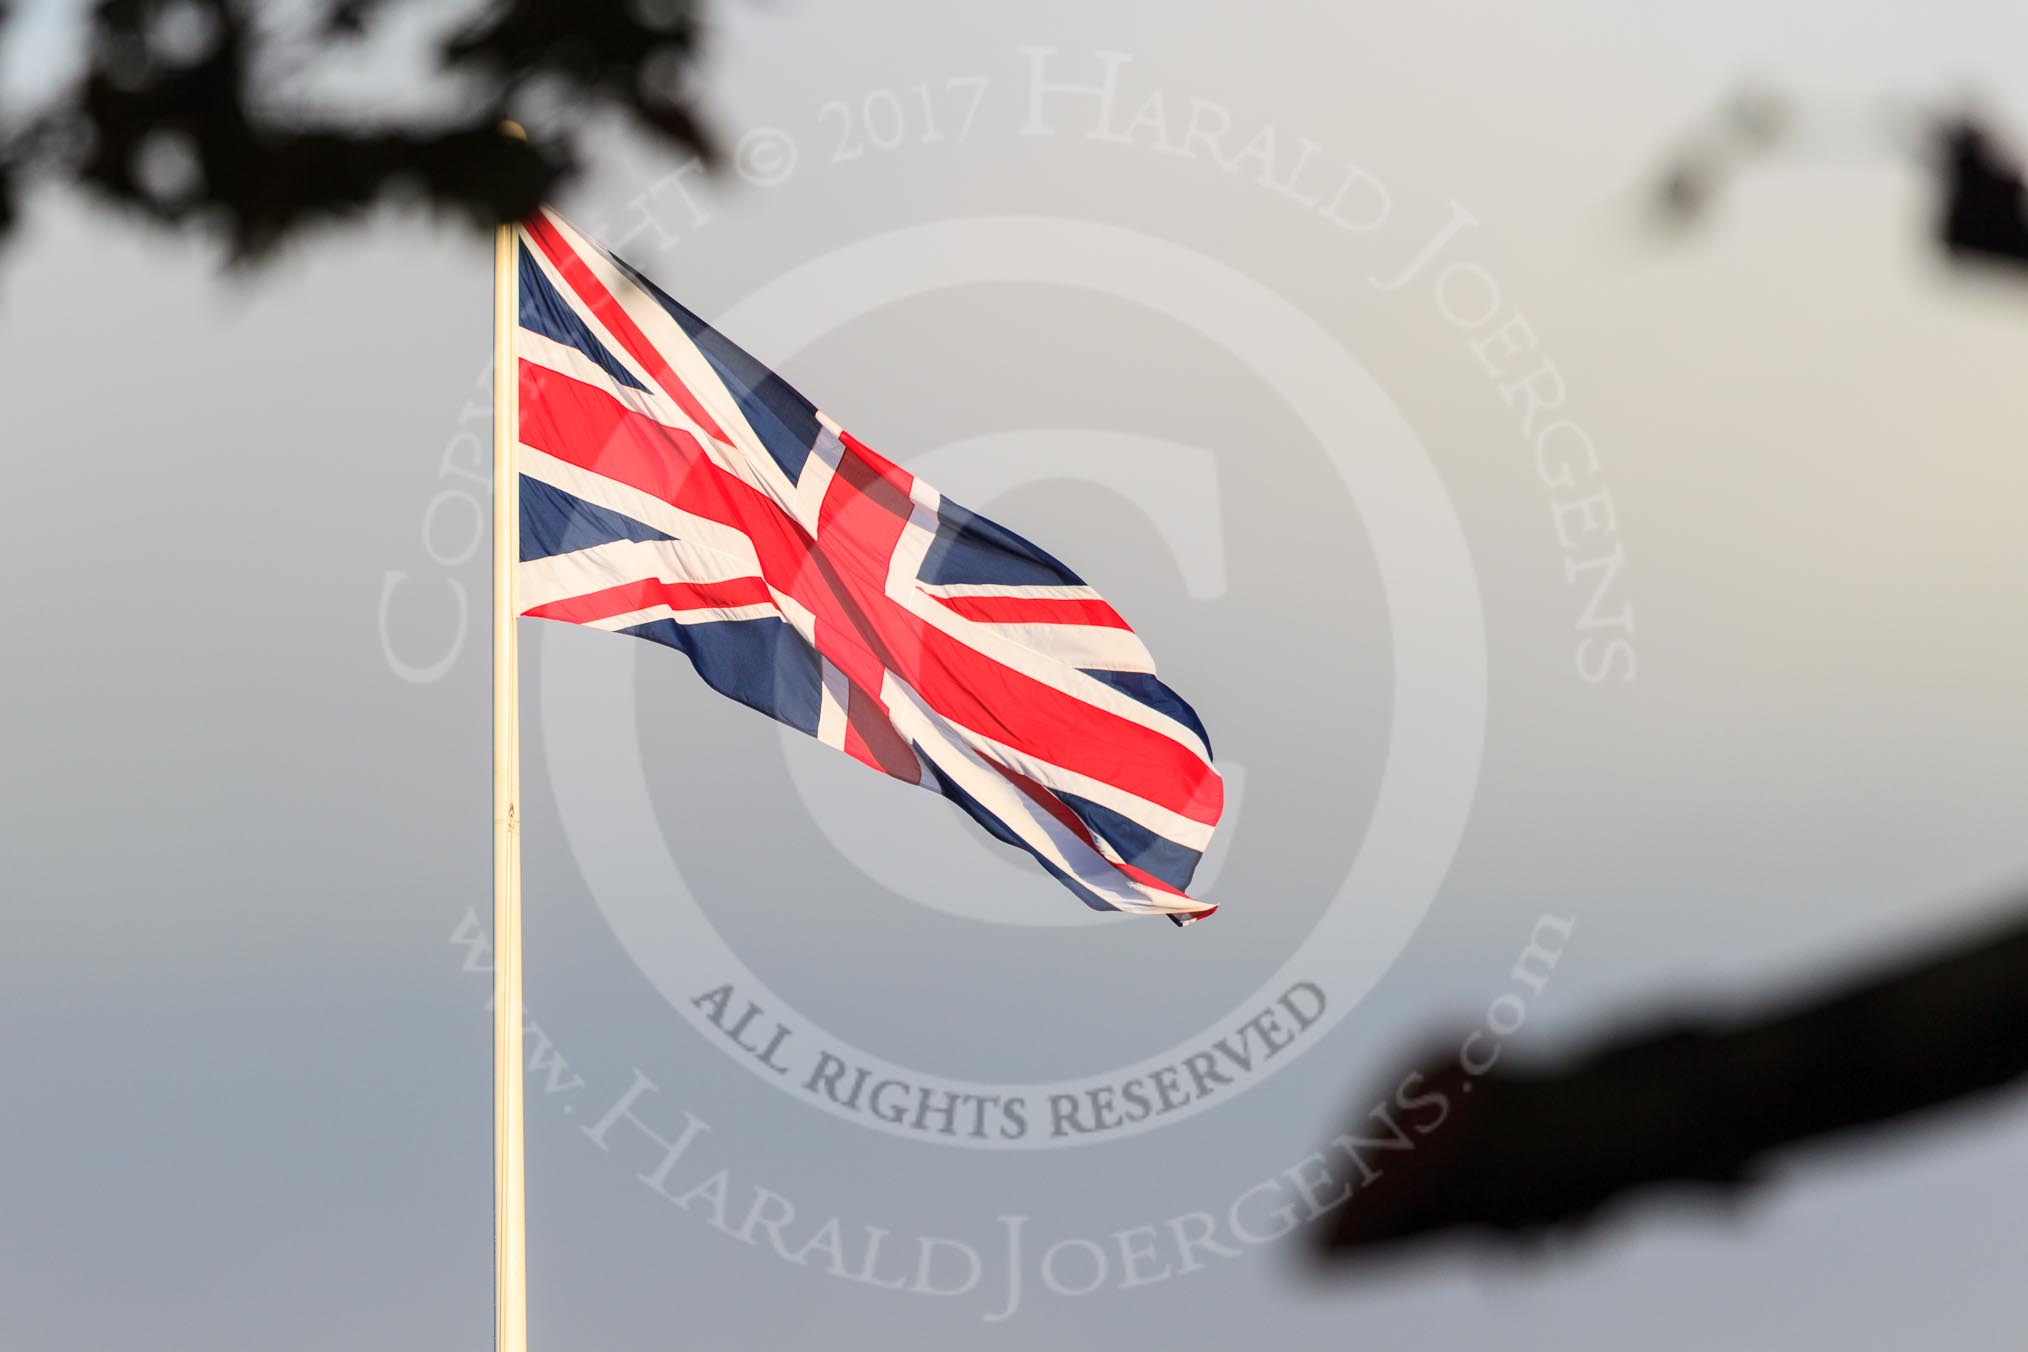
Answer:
[520, 362, 1220, 822]
[1115, 858, 1190, 898]
[844, 685, 922, 785]
[523, 575, 774, 626]
[838, 430, 914, 493]
[524, 212, 734, 448]
[817, 446, 916, 593]
[928, 594, 1132, 629]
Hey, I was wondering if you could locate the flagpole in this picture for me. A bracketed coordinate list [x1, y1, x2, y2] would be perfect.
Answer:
[492, 123, 528, 1352]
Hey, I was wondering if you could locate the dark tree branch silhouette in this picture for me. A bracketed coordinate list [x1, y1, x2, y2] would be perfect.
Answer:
[1309, 900, 2028, 1259]
[0, 0, 716, 261]
[1649, 83, 2028, 268]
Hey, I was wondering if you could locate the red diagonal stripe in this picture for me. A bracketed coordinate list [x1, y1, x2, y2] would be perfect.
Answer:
[990, 759, 1100, 850]
[524, 212, 734, 447]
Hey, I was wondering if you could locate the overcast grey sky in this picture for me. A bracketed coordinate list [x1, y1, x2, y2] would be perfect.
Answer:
[6, 2, 2028, 1348]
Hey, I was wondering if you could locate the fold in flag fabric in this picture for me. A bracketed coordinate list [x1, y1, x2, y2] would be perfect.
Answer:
[514, 208, 1224, 924]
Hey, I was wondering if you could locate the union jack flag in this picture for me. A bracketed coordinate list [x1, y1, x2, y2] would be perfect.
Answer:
[514, 209, 1223, 924]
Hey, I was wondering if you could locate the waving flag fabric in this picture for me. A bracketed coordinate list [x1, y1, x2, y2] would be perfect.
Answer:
[513, 208, 1223, 923]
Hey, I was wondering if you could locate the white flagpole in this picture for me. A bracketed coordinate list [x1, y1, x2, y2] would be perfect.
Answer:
[492, 122, 528, 1352]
